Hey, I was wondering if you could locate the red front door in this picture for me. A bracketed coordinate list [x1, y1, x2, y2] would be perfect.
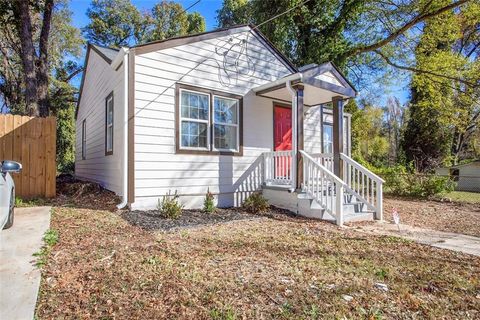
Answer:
[274, 106, 292, 178]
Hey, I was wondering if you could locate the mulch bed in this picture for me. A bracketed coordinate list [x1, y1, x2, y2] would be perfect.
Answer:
[123, 208, 260, 231]
[123, 206, 299, 231]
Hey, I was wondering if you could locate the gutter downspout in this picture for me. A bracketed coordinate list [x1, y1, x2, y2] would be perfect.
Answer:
[286, 74, 302, 193]
[117, 49, 129, 209]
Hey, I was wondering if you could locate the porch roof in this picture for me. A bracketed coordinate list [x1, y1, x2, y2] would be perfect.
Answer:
[252, 62, 357, 105]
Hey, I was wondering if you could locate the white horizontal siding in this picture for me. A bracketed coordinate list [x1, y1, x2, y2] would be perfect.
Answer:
[75, 50, 125, 196]
[132, 82, 277, 209]
[132, 29, 292, 209]
[458, 163, 480, 192]
[304, 106, 350, 155]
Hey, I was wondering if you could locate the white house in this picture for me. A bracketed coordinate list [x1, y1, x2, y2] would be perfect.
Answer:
[436, 160, 480, 192]
[75, 25, 384, 225]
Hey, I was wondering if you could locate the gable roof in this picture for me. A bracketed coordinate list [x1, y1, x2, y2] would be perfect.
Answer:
[76, 25, 299, 118]
[76, 44, 121, 118]
[132, 24, 297, 72]
[91, 44, 119, 63]
[299, 62, 357, 94]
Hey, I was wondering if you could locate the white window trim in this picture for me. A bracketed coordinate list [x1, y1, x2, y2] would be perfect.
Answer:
[106, 95, 114, 154]
[178, 88, 210, 151]
[212, 94, 240, 152]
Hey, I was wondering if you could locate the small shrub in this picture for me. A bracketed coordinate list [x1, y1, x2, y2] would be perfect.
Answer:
[203, 189, 216, 213]
[242, 192, 269, 213]
[157, 190, 184, 219]
[374, 165, 456, 198]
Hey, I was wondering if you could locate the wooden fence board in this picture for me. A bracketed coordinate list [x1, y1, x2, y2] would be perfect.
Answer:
[0, 115, 56, 198]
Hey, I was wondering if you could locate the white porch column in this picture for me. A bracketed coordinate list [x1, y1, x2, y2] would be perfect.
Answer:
[294, 85, 304, 190]
[332, 96, 344, 179]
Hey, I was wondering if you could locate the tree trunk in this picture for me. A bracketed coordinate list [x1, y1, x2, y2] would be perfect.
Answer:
[13, 0, 38, 116]
[37, 0, 54, 117]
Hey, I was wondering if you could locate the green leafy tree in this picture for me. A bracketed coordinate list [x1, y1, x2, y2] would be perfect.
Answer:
[82, 0, 143, 47]
[403, 0, 479, 170]
[353, 103, 389, 166]
[0, 1, 82, 172]
[216, 0, 471, 71]
[187, 12, 206, 35]
[83, 0, 206, 46]
[142, 1, 206, 42]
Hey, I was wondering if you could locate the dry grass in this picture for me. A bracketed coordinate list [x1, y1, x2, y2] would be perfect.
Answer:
[440, 191, 480, 204]
[384, 196, 480, 237]
[36, 195, 480, 319]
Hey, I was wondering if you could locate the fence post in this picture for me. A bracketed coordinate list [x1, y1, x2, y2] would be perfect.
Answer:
[376, 182, 383, 221]
[336, 183, 344, 226]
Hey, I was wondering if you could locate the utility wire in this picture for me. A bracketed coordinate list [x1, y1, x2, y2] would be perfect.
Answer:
[253, 0, 312, 30]
[132, 0, 310, 118]
[179, 0, 202, 15]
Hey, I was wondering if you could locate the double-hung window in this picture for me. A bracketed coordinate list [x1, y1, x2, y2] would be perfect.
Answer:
[213, 96, 239, 152]
[105, 92, 114, 155]
[177, 85, 242, 155]
[179, 89, 210, 150]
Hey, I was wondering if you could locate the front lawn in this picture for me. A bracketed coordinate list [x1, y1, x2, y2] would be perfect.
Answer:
[35, 186, 480, 319]
[441, 191, 480, 204]
[384, 196, 480, 237]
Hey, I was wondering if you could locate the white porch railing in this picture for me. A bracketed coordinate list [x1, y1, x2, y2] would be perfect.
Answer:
[310, 153, 334, 172]
[263, 151, 294, 186]
[300, 151, 345, 225]
[341, 153, 384, 220]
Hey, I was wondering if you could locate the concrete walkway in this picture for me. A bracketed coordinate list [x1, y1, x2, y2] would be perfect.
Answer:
[356, 222, 480, 257]
[0, 206, 52, 320]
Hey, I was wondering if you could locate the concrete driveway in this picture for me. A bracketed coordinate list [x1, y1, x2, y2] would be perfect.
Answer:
[0, 206, 51, 320]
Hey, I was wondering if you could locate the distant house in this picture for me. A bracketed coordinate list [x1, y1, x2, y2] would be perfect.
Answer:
[75, 24, 385, 225]
[436, 160, 480, 192]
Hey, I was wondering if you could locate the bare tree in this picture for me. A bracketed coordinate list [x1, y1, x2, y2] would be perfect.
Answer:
[11, 0, 55, 117]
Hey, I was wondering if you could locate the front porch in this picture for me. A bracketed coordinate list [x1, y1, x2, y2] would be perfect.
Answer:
[252, 63, 384, 226]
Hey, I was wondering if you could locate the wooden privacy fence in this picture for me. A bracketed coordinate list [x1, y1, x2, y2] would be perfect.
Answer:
[0, 114, 56, 198]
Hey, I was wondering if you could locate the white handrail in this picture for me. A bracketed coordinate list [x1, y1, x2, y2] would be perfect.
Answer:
[263, 151, 294, 188]
[340, 153, 385, 183]
[340, 153, 384, 220]
[300, 150, 345, 225]
[310, 153, 334, 172]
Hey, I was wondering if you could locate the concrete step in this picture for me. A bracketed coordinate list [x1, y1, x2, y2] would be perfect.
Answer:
[262, 186, 374, 224]
[343, 211, 374, 223]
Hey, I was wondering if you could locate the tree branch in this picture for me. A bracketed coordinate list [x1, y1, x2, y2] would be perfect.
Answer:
[64, 67, 84, 82]
[374, 49, 478, 87]
[339, 0, 471, 60]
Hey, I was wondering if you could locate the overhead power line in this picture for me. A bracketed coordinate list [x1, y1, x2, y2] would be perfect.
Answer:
[180, 0, 202, 16]
[253, 0, 312, 30]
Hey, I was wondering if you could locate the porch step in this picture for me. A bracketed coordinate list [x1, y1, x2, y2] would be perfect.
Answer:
[262, 186, 374, 224]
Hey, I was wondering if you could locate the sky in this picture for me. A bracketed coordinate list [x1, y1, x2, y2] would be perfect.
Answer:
[69, 0, 410, 105]
[70, 0, 223, 30]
